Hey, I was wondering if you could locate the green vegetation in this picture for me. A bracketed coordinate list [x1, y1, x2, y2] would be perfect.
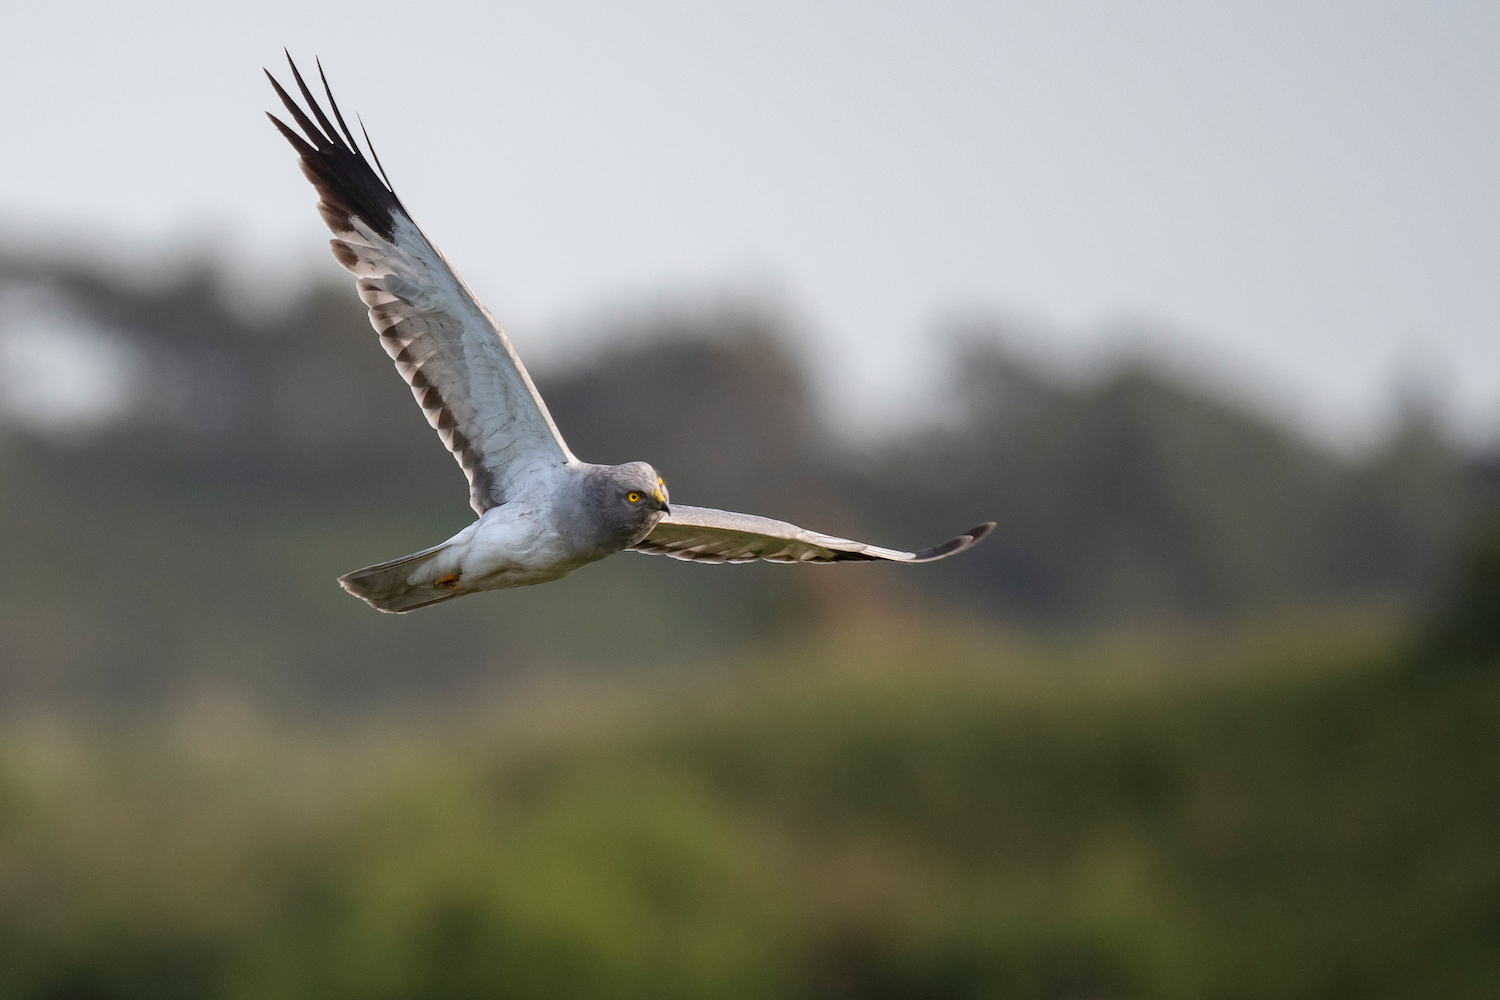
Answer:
[0, 611, 1494, 1000]
[1417, 513, 1500, 672]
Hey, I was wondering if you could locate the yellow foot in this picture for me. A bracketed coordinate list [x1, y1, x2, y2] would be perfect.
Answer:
[433, 573, 461, 590]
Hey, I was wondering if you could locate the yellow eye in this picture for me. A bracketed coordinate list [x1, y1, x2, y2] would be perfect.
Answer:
[627, 492, 641, 503]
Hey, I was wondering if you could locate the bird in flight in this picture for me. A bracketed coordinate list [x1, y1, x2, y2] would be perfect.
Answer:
[265, 55, 993, 613]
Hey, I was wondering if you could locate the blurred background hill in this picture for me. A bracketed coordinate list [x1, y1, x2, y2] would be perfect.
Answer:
[2, 223, 1498, 1000]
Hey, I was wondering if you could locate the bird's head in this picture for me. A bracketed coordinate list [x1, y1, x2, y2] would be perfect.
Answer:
[593, 461, 671, 543]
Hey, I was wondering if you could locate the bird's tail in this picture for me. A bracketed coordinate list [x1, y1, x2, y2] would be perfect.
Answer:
[338, 541, 460, 614]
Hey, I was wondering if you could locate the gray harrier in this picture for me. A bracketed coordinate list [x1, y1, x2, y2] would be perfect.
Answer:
[266, 56, 993, 613]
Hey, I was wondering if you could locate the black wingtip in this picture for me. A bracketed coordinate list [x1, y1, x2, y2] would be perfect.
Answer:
[316, 56, 363, 154]
[908, 522, 996, 563]
[358, 115, 397, 191]
[264, 53, 406, 242]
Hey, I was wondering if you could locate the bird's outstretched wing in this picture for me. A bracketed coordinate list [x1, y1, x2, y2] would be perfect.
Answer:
[266, 55, 576, 514]
[631, 505, 995, 564]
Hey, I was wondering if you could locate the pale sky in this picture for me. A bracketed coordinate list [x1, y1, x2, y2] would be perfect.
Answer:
[2, 1, 1497, 448]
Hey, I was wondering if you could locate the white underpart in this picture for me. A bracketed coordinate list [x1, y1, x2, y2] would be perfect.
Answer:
[400, 472, 583, 594]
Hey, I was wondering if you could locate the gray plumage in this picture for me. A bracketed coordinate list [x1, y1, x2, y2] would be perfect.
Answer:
[267, 55, 993, 614]
[338, 462, 669, 612]
[633, 508, 994, 564]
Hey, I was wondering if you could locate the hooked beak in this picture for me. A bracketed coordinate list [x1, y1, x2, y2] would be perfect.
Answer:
[652, 487, 670, 515]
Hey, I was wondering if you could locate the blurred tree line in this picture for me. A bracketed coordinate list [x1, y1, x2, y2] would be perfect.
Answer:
[0, 253, 1490, 706]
